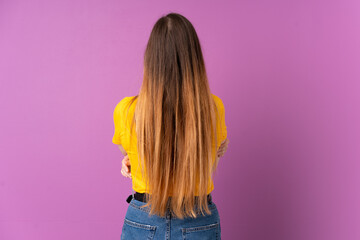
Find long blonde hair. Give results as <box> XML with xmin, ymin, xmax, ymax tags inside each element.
<box><xmin>125</xmin><ymin>12</ymin><xmax>220</xmax><ymax>219</ymax></box>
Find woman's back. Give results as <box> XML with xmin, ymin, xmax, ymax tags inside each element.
<box><xmin>112</xmin><ymin>93</ymin><xmax>227</xmax><ymax>196</ymax></box>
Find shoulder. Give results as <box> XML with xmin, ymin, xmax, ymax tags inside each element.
<box><xmin>115</xmin><ymin>96</ymin><xmax>136</xmax><ymax>108</ymax></box>
<box><xmin>211</xmin><ymin>93</ymin><xmax>225</xmax><ymax>110</ymax></box>
<box><xmin>114</xmin><ymin>96</ymin><xmax>133</xmax><ymax>114</ymax></box>
<box><xmin>113</xmin><ymin>96</ymin><xmax>137</xmax><ymax>118</ymax></box>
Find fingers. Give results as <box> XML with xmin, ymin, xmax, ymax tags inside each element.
<box><xmin>122</xmin><ymin>155</ymin><xmax>131</xmax><ymax>169</ymax></box>
<box><xmin>217</xmin><ymin>138</ymin><xmax>229</xmax><ymax>158</ymax></box>
<box><xmin>122</xmin><ymin>155</ymin><xmax>130</xmax><ymax>167</ymax></box>
<box><xmin>218</xmin><ymin>145</ymin><xmax>225</xmax><ymax>156</ymax></box>
<box><xmin>217</xmin><ymin>149</ymin><xmax>224</xmax><ymax>158</ymax></box>
<box><xmin>121</xmin><ymin>155</ymin><xmax>132</xmax><ymax>179</ymax></box>
<box><xmin>218</xmin><ymin>149</ymin><xmax>225</xmax><ymax>158</ymax></box>
<box><xmin>217</xmin><ymin>142</ymin><xmax>226</xmax><ymax>155</ymax></box>
<box><xmin>121</xmin><ymin>168</ymin><xmax>132</xmax><ymax>178</ymax></box>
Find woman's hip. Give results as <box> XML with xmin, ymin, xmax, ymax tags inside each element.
<box><xmin>121</xmin><ymin>197</ymin><xmax>221</xmax><ymax>239</ymax></box>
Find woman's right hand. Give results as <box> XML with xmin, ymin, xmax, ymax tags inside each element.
<box><xmin>121</xmin><ymin>155</ymin><xmax>132</xmax><ymax>179</ymax></box>
<box><xmin>217</xmin><ymin>138</ymin><xmax>229</xmax><ymax>158</ymax></box>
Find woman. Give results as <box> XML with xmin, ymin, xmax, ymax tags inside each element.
<box><xmin>112</xmin><ymin>12</ymin><xmax>229</xmax><ymax>240</ymax></box>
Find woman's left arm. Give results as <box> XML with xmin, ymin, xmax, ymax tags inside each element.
<box><xmin>117</xmin><ymin>144</ymin><xmax>128</xmax><ymax>156</ymax></box>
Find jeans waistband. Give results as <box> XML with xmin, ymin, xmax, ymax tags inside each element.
<box><xmin>126</xmin><ymin>191</ymin><xmax>212</xmax><ymax>204</ymax></box>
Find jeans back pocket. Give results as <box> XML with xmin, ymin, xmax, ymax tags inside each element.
<box><xmin>182</xmin><ymin>222</ymin><xmax>220</xmax><ymax>240</ymax></box>
<box><xmin>121</xmin><ymin>218</ymin><xmax>157</xmax><ymax>240</ymax></box>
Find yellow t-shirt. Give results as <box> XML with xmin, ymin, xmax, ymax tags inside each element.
<box><xmin>112</xmin><ymin>93</ymin><xmax>227</xmax><ymax>195</ymax></box>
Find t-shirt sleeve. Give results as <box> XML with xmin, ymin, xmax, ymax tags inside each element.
<box><xmin>219</xmin><ymin>99</ymin><xmax>227</xmax><ymax>143</ymax></box>
<box><xmin>112</xmin><ymin>98</ymin><xmax>126</xmax><ymax>145</ymax></box>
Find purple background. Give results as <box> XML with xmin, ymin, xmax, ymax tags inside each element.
<box><xmin>1</xmin><ymin>0</ymin><xmax>360</xmax><ymax>239</ymax></box>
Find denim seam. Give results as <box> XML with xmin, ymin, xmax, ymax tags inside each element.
<box><xmin>182</xmin><ymin>222</ymin><xmax>219</xmax><ymax>233</ymax></box>
<box><xmin>124</xmin><ymin>218</ymin><xmax>157</xmax><ymax>231</ymax></box>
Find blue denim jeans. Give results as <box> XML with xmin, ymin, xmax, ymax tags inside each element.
<box><xmin>121</xmin><ymin>196</ymin><xmax>221</xmax><ymax>240</ymax></box>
